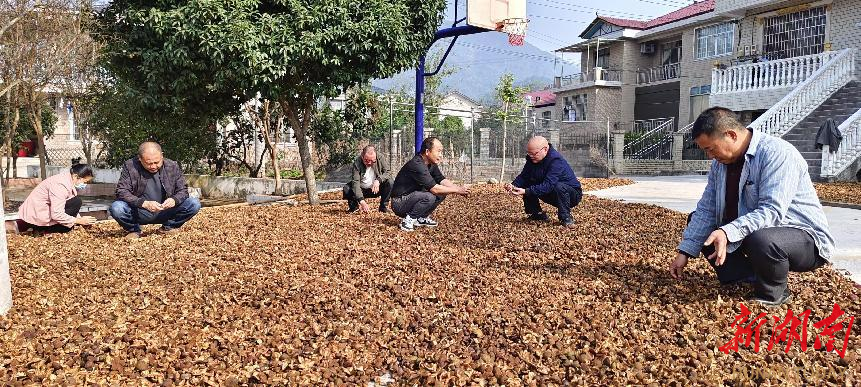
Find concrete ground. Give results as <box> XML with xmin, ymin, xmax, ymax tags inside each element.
<box><xmin>587</xmin><ymin>175</ymin><xmax>861</xmax><ymax>283</ymax></box>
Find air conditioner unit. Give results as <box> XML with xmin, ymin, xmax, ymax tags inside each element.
<box><xmin>640</xmin><ymin>42</ymin><xmax>656</xmax><ymax>54</ymax></box>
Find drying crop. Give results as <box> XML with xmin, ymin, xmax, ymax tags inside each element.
<box><xmin>0</xmin><ymin>182</ymin><xmax>858</xmax><ymax>385</ymax></box>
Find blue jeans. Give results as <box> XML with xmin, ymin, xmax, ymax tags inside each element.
<box><xmin>522</xmin><ymin>182</ymin><xmax>582</xmax><ymax>222</ymax></box>
<box><xmin>110</xmin><ymin>198</ymin><xmax>201</xmax><ymax>233</ymax></box>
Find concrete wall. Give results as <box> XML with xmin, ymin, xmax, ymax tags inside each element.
<box><xmin>45</xmin><ymin>165</ymin><xmax>343</xmax><ymax>199</ymax></box>
<box><xmin>614</xmin><ymin>159</ymin><xmax>712</xmax><ymax>175</ymax></box>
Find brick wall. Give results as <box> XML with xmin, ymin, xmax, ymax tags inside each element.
<box><xmin>830</xmin><ymin>0</ymin><xmax>861</xmax><ymax>75</ymax></box>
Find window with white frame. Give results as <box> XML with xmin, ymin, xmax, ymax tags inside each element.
<box><xmin>595</xmin><ymin>48</ymin><xmax>610</xmax><ymax>69</ymax></box>
<box><xmin>762</xmin><ymin>5</ymin><xmax>827</xmax><ymax>60</ymax></box>
<box><xmin>541</xmin><ymin>110</ymin><xmax>551</xmax><ymax>128</ymax></box>
<box><xmin>695</xmin><ymin>22</ymin><xmax>734</xmax><ymax>59</ymax></box>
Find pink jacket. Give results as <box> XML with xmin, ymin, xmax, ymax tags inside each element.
<box><xmin>18</xmin><ymin>172</ymin><xmax>78</xmax><ymax>228</ymax></box>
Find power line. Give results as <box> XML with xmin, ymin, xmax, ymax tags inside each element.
<box><xmin>530</xmin><ymin>0</ymin><xmax>658</xmax><ymax>19</ymax></box>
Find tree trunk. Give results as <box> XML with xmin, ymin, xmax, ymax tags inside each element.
<box><xmin>499</xmin><ymin>102</ymin><xmax>509</xmax><ymax>182</ymax></box>
<box><xmin>0</xmin><ymin>175</ymin><xmax>10</xmax><ymax>315</ymax></box>
<box><xmin>280</xmin><ymin>98</ymin><xmax>317</xmax><ymax>205</ymax></box>
<box><xmin>28</xmin><ymin>102</ymin><xmax>47</xmax><ymax>179</ymax></box>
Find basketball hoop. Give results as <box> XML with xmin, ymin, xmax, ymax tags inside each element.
<box><xmin>499</xmin><ymin>18</ymin><xmax>528</xmax><ymax>46</ymax></box>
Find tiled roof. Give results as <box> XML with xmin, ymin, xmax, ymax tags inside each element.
<box><xmin>524</xmin><ymin>90</ymin><xmax>556</xmax><ymax>107</ymax></box>
<box><xmin>597</xmin><ymin>0</ymin><xmax>715</xmax><ymax>31</ymax></box>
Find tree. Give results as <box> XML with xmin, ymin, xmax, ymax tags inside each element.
<box><xmin>99</xmin><ymin>0</ymin><xmax>447</xmax><ymax>204</ymax></box>
<box><xmin>6</xmin><ymin>0</ymin><xmax>95</xmax><ymax>178</ymax></box>
<box><xmin>88</xmin><ymin>85</ymin><xmax>218</xmax><ymax>169</ymax></box>
<box><xmin>311</xmin><ymin>85</ymin><xmax>382</xmax><ymax>172</ymax></box>
<box><xmin>494</xmin><ymin>73</ymin><xmax>527</xmax><ymax>181</ymax></box>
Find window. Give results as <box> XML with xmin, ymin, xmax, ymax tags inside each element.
<box><xmin>562</xmin><ymin>95</ymin><xmax>587</xmax><ymax>122</ymax></box>
<box><xmin>689</xmin><ymin>85</ymin><xmax>711</xmax><ymax>123</ymax></box>
<box><xmin>595</xmin><ymin>48</ymin><xmax>610</xmax><ymax>69</ymax></box>
<box><xmin>541</xmin><ymin>111</ymin><xmax>551</xmax><ymax>128</ymax></box>
<box><xmin>575</xmin><ymin>94</ymin><xmax>588</xmax><ymax>121</ymax></box>
<box><xmin>762</xmin><ymin>5</ymin><xmax>827</xmax><ymax>60</ymax></box>
<box><xmin>696</xmin><ymin>22</ymin><xmax>734</xmax><ymax>59</ymax></box>
<box><xmin>662</xmin><ymin>40</ymin><xmax>682</xmax><ymax>65</ymax></box>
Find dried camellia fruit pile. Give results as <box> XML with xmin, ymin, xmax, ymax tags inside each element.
<box><xmin>815</xmin><ymin>182</ymin><xmax>861</xmax><ymax>205</ymax></box>
<box><xmin>1</xmin><ymin>181</ymin><xmax>859</xmax><ymax>385</ymax></box>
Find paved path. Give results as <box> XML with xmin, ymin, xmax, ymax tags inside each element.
<box><xmin>587</xmin><ymin>175</ymin><xmax>861</xmax><ymax>283</ymax></box>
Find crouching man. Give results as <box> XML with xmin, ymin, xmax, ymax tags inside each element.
<box><xmin>669</xmin><ymin>107</ymin><xmax>835</xmax><ymax>307</ymax></box>
<box><xmin>343</xmin><ymin>145</ymin><xmax>392</xmax><ymax>213</ymax></box>
<box><xmin>390</xmin><ymin>136</ymin><xmax>469</xmax><ymax>231</ymax></box>
<box><xmin>110</xmin><ymin>142</ymin><xmax>201</xmax><ymax>238</ymax></box>
<box><xmin>505</xmin><ymin>136</ymin><xmax>582</xmax><ymax>228</ymax></box>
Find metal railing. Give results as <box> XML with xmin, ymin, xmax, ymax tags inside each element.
<box><xmin>637</xmin><ymin>63</ymin><xmax>681</xmax><ymax>84</ymax></box>
<box><xmin>623</xmin><ymin>117</ymin><xmax>676</xmax><ymax>160</ymax></box>
<box><xmin>555</xmin><ymin>67</ymin><xmax>622</xmax><ymax>89</ymax></box>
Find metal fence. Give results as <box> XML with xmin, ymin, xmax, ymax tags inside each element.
<box><xmin>375</xmin><ymin>101</ymin><xmax>612</xmax><ymax>183</ymax></box>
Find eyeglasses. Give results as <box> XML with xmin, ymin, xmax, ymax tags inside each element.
<box><xmin>526</xmin><ymin>146</ymin><xmax>547</xmax><ymax>157</ymax></box>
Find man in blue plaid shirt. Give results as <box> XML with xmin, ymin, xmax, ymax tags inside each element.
<box><xmin>669</xmin><ymin>107</ymin><xmax>835</xmax><ymax>307</ymax></box>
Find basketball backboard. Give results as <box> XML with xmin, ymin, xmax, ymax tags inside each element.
<box><xmin>467</xmin><ymin>0</ymin><xmax>526</xmax><ymax>31</ymax></box>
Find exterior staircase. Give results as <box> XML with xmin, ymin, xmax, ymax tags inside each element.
<box><xmin>781</xmin><ymin>81</ymin><xmax>861</xmax><ymax>179</ymax></box>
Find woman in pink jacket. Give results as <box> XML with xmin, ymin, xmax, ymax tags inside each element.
<box><xmin>17</xmin><ymin>164</ymin><xmax>97</xmax><ymax>233</ymax></box>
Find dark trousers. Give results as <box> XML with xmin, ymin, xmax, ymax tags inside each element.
<box><xmin>391</xmin><ymin>191</ymin><xmax>445</xmax><ymax>219</ymax></box>
<box><xmin>687</xmin><ymin>212</ymin><xmax>826</xmax><ymax>302</ymax></box>
<box><xmin>110</xmin><ymin>198</ymin><xmax>201</xmax><ymax>233</ymax></box>
<box><xmin>19</xmin><ymin>196</ymin><xmax>83</xmax><ymax>233</ymax></box>
<box><xmin>523</xmin><ymin>182</ymin><xmax>582</xmax><ymax>222</ymax></box>
<box><xmin>343</xmin><ymin>180</ymin><xmax>392</xmax><ymax>210</ymax></box>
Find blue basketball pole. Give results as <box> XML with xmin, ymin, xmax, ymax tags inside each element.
<box><xmin>414</xmin><ymin>24</ymin><xmax>489</xmax><ymax>153</ymax></box>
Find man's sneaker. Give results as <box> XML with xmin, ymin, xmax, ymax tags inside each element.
<box><xmin>416</xmin><ymin>217</ymin><xmax>438</xmax><ymax>227</ymax></box>
<box><xmin>124</xmin><ymin>232</ymin><xmax>141</xmax><ymax>239</ymax></box>
<box><xmin>562</xmin><ymin>218</ymin><xmax>576</xmax><ymax>228</ymax></box>
<box><xmin>527</xmin><ymin>212</ymin><xmax>549</xmax><ymax>222</ymax></box>
<box><xmin>749</xmin><ymin>289</ymin><xmax>793</xmax><ymax>308</ymax></box>
<box><xmin>400</xmin><ymin>216</ymin><xmax>416</xmax><ymax>232</ymax></box>
<box><xmin>346</xmin><ymin>206</ymin><xmax>359</xmax><ymax>214</ymax></box>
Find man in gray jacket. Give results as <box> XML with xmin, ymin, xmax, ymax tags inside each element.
<box><xmin>343</xmin><ymin>145</ymin><xmax>392</xmax><ymax>213</ymax></box>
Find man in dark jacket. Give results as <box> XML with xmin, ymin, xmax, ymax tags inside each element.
<box><xmin>109</xmin><ymin>142</ymin><xmax>201</xmax><ymax>238</ymax></box>
<box><xmin>343</xmin><ymin>145</ymin><xmax>392</xmax><ymax>213</ymax></box>
<box><xmin>505</xmin><ymin>136</ymin><xmax>582</xmax><ymax>228</ymax></box>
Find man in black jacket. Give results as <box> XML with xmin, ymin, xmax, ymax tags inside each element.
<box><xmin>343</xmin><ymin>145</ymin><xmax>392</xmax><ymax>213</ymax></box>
<box><xmin>109</xmin><ymin>142</ymin><xmax>201</xmax><ymax>238</ymax></box>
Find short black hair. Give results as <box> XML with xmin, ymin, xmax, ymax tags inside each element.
<box><xmin>70</xmin><ymin>164</ymin><xmax>94</xmax><ymax>179</ymax></box>
<box><xmin>420</xmin><ymin>136</ymin><xmax>440</xmax><ymax>154</ymax></box>
<box><xmin>691</xmin><ymin>107</ymin><xmax>744</xmax><ymax>138</ymax></box>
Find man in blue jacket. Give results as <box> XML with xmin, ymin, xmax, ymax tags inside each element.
<box><xmin>504</xmin><ymin>136</ymin><xmax>582</xmax><ymax>228</ymax></box>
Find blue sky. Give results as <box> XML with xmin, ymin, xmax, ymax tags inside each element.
<box><xmin>445</xmin><ymin>0</ymin><xmax>688</xmax><ymax>54</ymax></box>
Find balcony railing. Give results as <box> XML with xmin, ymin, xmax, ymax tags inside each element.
<box><xmin>637</xmin><ymin>63</ymin><xmax>680</xmax><ymax>85</ymax></box>
<box><xmin>555</xmin><ymin>67</ymin><xmax>622</xmax><ymax>89</ymax></box>
<box><xmin>711</xmin><ymin>51</ymin><xmax>839</xmax><ymax>94</ymax></box>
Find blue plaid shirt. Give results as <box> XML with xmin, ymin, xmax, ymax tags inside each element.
<box><xmin>678</xmin><ymin>129</ymin><xmax>835</xmax><ymax>260</ymax></box>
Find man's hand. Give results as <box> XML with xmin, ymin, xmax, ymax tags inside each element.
<box><xmin>75</xmin><ymin>216</ymin><xmax>97</xmax><ymax>226</ymax></box>
<box><xmin>458</xmin><ymin>185</ymin><xmax>471</xmax><ymax>196</ymax></box>
<box><xmin>510</xmin><ymin>187</ymin><xmax>526</xmax><ymax>196</ymax></box>
<box><xmin>503</xmin><ymin>183</ymin><xmax>513</xmax><ymax>193</ymax></box>
<box><xmin>371</xmin><ymin>180</ymin><xmax>380</xmax><ymax>195</ymax></box>
<box><xmin>161</xmin><ymin>198</ymin><xmax>176</xmax><ymax>210</ymax></box>
<box><xmin>358</xmin><ymin>200</ymin><xmax>371</xmax><ymax>213</ymax></box>
<box><xmin>704</xmin><ymin>229</ymin><xmax>729</xmax><ymax>266</ymax></box>
<box><xmin>142</xmin><ymin>200</ymin><xmax>164</xmax><ymax>213</ymax></box>
<box><xmin>669</xmin><ymin>253</ymin><xmax>689</xmax><ymax>279</ymax></box>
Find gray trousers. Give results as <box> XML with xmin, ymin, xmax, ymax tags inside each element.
<box><xmin>688</xmin><ymin>213</ymin><xmax>826</xmax><ymax>302</ymax></box>
<box><xmin>391</xmin><ymin>191</ymin><xmax>445</xmax><ymax>218</ymax></box>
